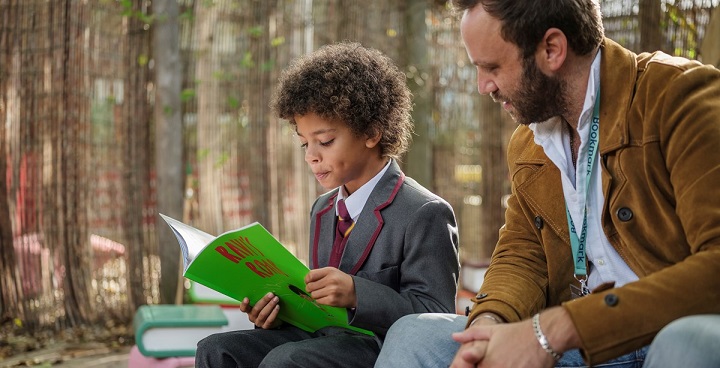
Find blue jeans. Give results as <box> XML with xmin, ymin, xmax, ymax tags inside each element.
<box><xmin>642</xmin><ymin>314</ymin><xmax>720</xmax><ymax>368</ymax></box>
<box><xmin>374</xmin><ymin>313</ymin><xmax>647</xmax><ymax>368</ymax></box>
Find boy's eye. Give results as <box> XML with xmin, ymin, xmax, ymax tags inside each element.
<box><xmin>320</xmin><ymin>139</ymin><xmax>334</xmax><ymax>147</ymax></box>
<box><xmin>300</xmin><ymin>142</ymin><xmax>308</xmax><ymax>149</ymax></box>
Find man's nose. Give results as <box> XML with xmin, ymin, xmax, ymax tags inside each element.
<box><xmin>477</xmin><ymin>75</ymin><xmax>497</xmax><ymax>95</ymax></box>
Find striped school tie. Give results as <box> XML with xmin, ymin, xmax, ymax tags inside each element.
<box><xmin>336</xmin><ymin>199</ymin><xmax>355</xmax><ymax>237</ymax></box>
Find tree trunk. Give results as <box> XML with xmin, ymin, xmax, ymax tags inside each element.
<box><xmin>0</xmin><ymin>0</ymin><xmax>24</xmax><ymax>323</ymax></box>
<box><xmin>701</xmin><ymin>6</ymin><xmax>720</xmax><ymax>67</ymax></box>
<box><xmin>639</xmin><ymin>0</ymin><xmax>663</xmax><ymax>52</ymax></box>
<box><xmin>476</xmin><ymin>95</ymin><xmax>505</xmax><ymax>264</ymax></box>
<box><xmin>246</xmin><ymin>1</ymin><xmax>276</xmax><ymax>229</ymax></box>
<box><xmin>58</xmin><ymin>0</ymin><xmax>95</xmax><ymax>326</ymax></box>
<box><xmin>401</xmin><ymin>0</ymin><xmax>433</xmax><ymax>188</ymax></box>
<box><xmin>194</xmin><ymin>0</ymin><xmax>225</xmax><ymax>235</ymax></box>
<box><xmin>152</xmin><ymin>0</ymin><xmax>184</xmax><ymax>306</ymax></box>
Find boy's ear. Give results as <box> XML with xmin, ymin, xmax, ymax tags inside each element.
<box><xmin>365</xmin><ymin>130</ymin><xmax>382</xmax><ymax>148</ymax></box>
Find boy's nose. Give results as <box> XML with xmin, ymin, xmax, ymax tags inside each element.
<box><xmin>305</xmin><ymin>146</ymin><xmax>320</xmax><ymax>163</ymax></box>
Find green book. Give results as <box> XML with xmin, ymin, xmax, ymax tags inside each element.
<box><xmin>159</xmin><ymin>214</ymin><xmax>374</xmax><ymax>336</ymax></box>
<box><xmin>133</xmin><ymin>304</ymin><xmax>229</xmax><ymax>357</ymax></box>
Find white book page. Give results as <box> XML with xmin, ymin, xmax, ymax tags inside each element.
<box><xmin>159</xmin><ymin>214</ymin><xmax>215</xmax><ymax>270</ymax></box>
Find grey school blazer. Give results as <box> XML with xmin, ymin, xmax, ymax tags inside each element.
<box><xmin>309</xmin><ymin>160</ymin><xmax>460</xmax><ymax>337</ymax></box>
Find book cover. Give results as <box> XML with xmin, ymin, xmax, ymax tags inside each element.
<box><xmin>134</xmin><ymin>304</ymin><xmax>228</xmax><ymax>358</ymax></box>
<box><xmin>159</xmin><ymin>214</ymin><xmax>373</xmax><ymax>336</ymax></box>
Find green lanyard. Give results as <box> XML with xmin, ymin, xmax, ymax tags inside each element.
<box><xmin>565</xmin><ymin>89</ymin><xmax>600</xmax><ymax>291</ymax></box>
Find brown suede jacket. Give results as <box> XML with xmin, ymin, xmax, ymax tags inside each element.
<box><xmin>467</xmin><ymin>38</ymin><xmax>720</xmax><ymax>365</ymax></box>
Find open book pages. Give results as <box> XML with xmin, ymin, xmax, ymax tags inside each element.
<box><xmin>157</xmin><ymin>213</ymin><xmax>374</xmax><ymax>336</ymax></box>
<box><xmin>159</xmin><ymin>214</ymin><xmax>215</xmax><ymax>271</ymax></box>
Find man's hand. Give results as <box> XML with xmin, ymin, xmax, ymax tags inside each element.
<box><xmin>239</xmin><ymin>292</ymin><xmax>282</xmax><ymax>329</ymax></box>
<box><xmin>451</xmin><ymin>318</ymin><xmax>553</xmax><ymax>367</ymax></box>
<box><xmin>449</xmin><ymin>314</ymin><xmax>499</xmax><ymax>368</ymax></box>
<box><xmin>305</xmin><ymin>267</ymin><xmax>357</xmax><ymax>308</ymax></box>
<box><xmin>450</xmin><ymin>307</ymin><xmax>580</xmax><ymax>367</ymax></box>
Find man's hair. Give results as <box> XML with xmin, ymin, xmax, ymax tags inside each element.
<box><xmin>271</xmin><ymin>42</ymin><xmax>413</xmax><ymax>160</ymax></box>
<box><xmin>452</xmin><ymin>0</ymin><xmax>604</xmax><ymax>59</ymax></box>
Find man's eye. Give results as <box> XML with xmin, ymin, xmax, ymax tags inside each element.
<box><xmin>479</xmin><ymin>65</ymin><xmax>497</xmax><ymax>74</ymax></box>
<box><xmin>320</xmin><ymin>139</ymin><xmax>334</xmax><ymax>146</ymax></box>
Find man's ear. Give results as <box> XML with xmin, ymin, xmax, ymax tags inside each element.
<box><xmin>365</xmin><ymin>130</ymin><xmax>382</xmax><ymax>148</ymax></box>
<box><xmin>535</xmin><ymin>28</ymin><xmax>567</xmax><ymax>73</ymax></box>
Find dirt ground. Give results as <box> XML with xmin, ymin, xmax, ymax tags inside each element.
<box><xmin>0</xmin><ymin>322</ymin><xmax>133</xmax><ymax>368</ymax></box>
<box><xmin>0</xmin><ymin>344</ymin><xmax>131</xmax><ymax>368</ymax></box>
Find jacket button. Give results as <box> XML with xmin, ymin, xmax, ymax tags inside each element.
<box><xmin>604</xmin><ymin>293</ymin><xmax>619</xmax><ymax>306</ymax></box>
<box><xmin>534</xmin><ymin>216</ymin><xmax>544</xmax><ymax>230</ymax></box>
<box><xmin>616</xmin><ymin>207</ymin><xmax>633</xmax><ymax>222</ymax></box>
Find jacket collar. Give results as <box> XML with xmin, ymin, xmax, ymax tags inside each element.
<box><xmin>597</xmin><ymin>38</ymin><xmax>638</xmax><ymax>154</ymax></box>
<box><xmin>312</xmin><ymin>160</ymin><xmax>405</xmax><ymax>274</ymax></box>
<box><xmin>515</xmin><ymin>38</ymin><xmax>638</xmax><ymax>166</ymax></box>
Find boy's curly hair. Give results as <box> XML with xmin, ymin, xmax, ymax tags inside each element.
<box><xmin>271</xmin><ymin>42</ymin><xmax>414</xmax><ymax>160</ymax></box>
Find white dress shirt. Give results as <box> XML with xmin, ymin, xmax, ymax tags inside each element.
<box><xmin>336</xmin><ymin>159</ymin><xmax>392</xmax><ymax>223</ymax></box>
<box><xmin>529</xmin><ymin>51</ymin><xmax>638</xmax><ymax>289</ymax></box>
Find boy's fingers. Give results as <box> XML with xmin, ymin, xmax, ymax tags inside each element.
<box><xmin>239</xmin><ymin>297</ymin><xmax>251</xmax><ymax>313</ymax></box>
<box><xmin>305</xmin><ymin>267</ymin><xmax>330</xmax><ymax>283</ymax></box>
<box><xmin>256</xmin><ymin>295</ymin><xmax>279</xmax><ymax>328</ymax></box>
<box><xmin>264</xmin><ymin>304</ymin><xmax>280</xmax><ymax>328</ymax></box>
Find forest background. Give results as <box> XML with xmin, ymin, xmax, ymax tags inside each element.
<box><xmin>1</xmin><ymin>0</ymin><xmax>719</xmax><ymax>362</ymax></box>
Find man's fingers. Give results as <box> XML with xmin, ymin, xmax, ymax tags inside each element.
<box><xmin>452</xmin><ymin>327</ymin><xmax>491</xmax><ymax>343</ymax></box>
<box><xmin>450</xmin><ymin>341</ymin><xmax>486</xmax><ymax>368</ymax></box>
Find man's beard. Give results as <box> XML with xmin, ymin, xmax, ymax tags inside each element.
<box><xmin>494</xmin><ymin>57</ymin><xmax>569</xmax><ymax>125</ymax></box>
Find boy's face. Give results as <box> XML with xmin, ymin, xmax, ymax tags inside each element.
<box><xmin>295</xmin><ymin>112</ymin><xmax>383</xmax><ymax>195</ymax></box>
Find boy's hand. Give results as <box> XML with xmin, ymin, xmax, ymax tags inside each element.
<box><xmin>305</xmin><ymin>267</ymin><xmax>357</xmax><ymax>308</ymax></box>
<box><xmin>240</xmin><ymin>292</ymin><xmax>282</xmax><ymax>329</ymax></box>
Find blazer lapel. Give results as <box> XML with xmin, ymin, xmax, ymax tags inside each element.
<box><xmin>339</xmin><ymin>161</ymin><xmax>405</xmax><ymax>275</ymax></box>
<box><xmin>312</xmin><ymin>191</ymin><xmax>338</xmax><ymax>269</ymax></box>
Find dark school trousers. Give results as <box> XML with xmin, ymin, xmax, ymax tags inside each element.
<box><xmin>195</xmin><ymin>325</ymin><xmax>381</xmax><ymax>368</ymax></box>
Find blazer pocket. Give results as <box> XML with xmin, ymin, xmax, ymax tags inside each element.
<box><xmin>356</xmin><ymin>266</ymin><xmax>400</xmax><ymax>291</ymax></box>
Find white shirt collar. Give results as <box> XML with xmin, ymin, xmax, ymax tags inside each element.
<box><xmin>528</xmin><ymin>50</ymin><xmax>602</xmax><ymax>183</ymax></box>
<box><xmin>529</xmin><ymin>49</ymin><xmax>602</xmax><ymax>137</ymax></box>
<box><xmin>336</xmin><ymin>159</ymin><xmax>392</xmax><ymax>221</ymax></box>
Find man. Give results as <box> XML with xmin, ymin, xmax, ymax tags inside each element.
<box><xmin>374</xmin><ymin>0</ymin><xmax>720</xmax><ymax>367</ymax></box>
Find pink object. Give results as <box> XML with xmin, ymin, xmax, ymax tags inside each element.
<box><xmin>128</xmin><ymin>345</ymin><xmax>195</xmax><ymax>368</ymax></box>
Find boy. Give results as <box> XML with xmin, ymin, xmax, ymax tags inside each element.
<box><xmin>195</xmin><ymin>42</ymin><xmax>460</xmax><ymax>368</ymax></box>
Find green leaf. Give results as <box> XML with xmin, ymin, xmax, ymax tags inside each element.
<box><xmin>271</xmin><ymin>36</ymin><xmax>285</xmax><ymax>47</ymax></box>
<box><xmin>261</xmin><ymin>59</ymin><xmax>275</xmax><ymax>71</ymax></box>
<box><xmin>180</xmin><ymin>9</ymin><xmax>195</xmax><ymax>22</ymax></box>
<box><xmin>137</xmin><ymin>54</ymin><xmax>149</xmax><ymax>66</ymax></box>
<box><xmin>241</xmin><ymin>52</ymin><xmax>255</xmax><ymax>68</ymax></box>
<box><xmin>247</xmin><ymin>26</ymin><xmax>263</xmax><ymax>37</ymax></box>
<box><xmin>181</xmin><ymin>88</ymin><xmax>196</xmax><ymax>102</ymax></box>
<box><xmin>227</xmin><ymin>97</ymin><xmax>240</xmax><ymax>109</ymax></box>
<box><xmin>213</xmin><ymin>70</ymin><xmax>228</xmax><ymax>80</ymax></box>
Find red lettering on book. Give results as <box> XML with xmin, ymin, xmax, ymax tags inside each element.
<box><xmin>246</xmin><ymin>261</ymin><xmax>270</xmax><ymax>277</ymax></box>
<box><xmin>258</xmin><ymin>258</ymin><xmax>289</xmax><ymax>277</ymax></box>
<box><xmin>215</xmin><ymin>246</ymin><xmax>241</xmax><ymax>263</ymax></box>
<box><xmin>241</xmin><ymin>236</ymin><xmax>265</xmax><ymax>257</ymax></box>
<box><xmin>226</xmin><ymin>239</ymin><xmax>251</xmax><ymax>260</ymax></box>
<box><xmin>245</xmin><ymin>258</ymin><xmax>289</xmax><ymax>278</ymax></box>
